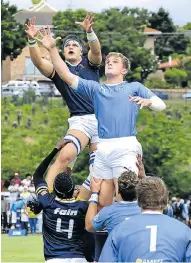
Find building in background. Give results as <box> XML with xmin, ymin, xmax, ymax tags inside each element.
<box><xmin>2</xmin><ymin>0</ymin><xmax>57</xmax><ymax>83</ymax></box>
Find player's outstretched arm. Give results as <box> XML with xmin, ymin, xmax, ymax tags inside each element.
<box><xmin>33</xmin><ymin>26</ymin><xmax>77</xmax><ymax>87</ymax></box>
<box><xmin>33</xmin><ymin>138</ymin><xmax>66</xmax><ymax>189</ymax></box>
<box><xmin>75</xmin><ymin>12</ymin><xmax>102</xmax><ymax>65</ymax></box>
<box><xmin>25</xmin><ymin>17</ymin><xmax>53</xmax><ymax>77</ymax></box>
<box><xmin>85</xmin><ymin>177</ymin><xmax>103</xmax><ymax>232</ymax></box>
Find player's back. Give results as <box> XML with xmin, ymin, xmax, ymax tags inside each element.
<box><xmin>93</xmin><ymin>201</ymin><xmax>141</xmax><ymax>233</ymax></box>
<box><xmin>106</xmin><ymin>212</ymin><xmax>191</xmax><ymax>262</ymax></box>
<box><xmin>42</xmin><ymin>196</ymin><xmax>88</xmax><ymax>260</ymax></box>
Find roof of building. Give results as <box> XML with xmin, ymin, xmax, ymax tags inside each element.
<box><xmin>29</xmin><ymin>0</ymin><xmax>57</xmax><ymax>12</ymax></box>
<box><xmin>144</xmin><ymin>27</ymin><xmax>162</xmax><ymax>35</ymax></box>
<box><xmin>159</xmin><ymin>59</ymin><xmax>180</xmax><ymax>69</ymax></box>
<box><xmin>14</xmin><ymin>11</ymin><xmax>55</xmax><ymax>26</ymax></box>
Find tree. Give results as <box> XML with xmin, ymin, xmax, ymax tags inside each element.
<box><xmin>53</xmin><ymin>8</ymin><xmax>158</xmax><ymax>81</ymax></box>
<box><xmin>144</xmin><ymin>76</ymin><xmax>169</xmax><ymax>89</ymax></box>
<box><xmin>183</xmin><ymin>22</ymin><xmax>191</xmax><ymax>30</ymax></box>
<box><xmin>31</xmin><ymin>0</ymin><xmax>42</xmax><ymax>4</ymax></box>
<box><xmin>1</xmin><ymin>0</ymin><xmax>27</xmax><ymax>61</ymax></box>
<box><xmin>164</xmin><ymin>68</ymin><xmax>188</xmax><ymax>87</ymax></box>
<box><xmin>182</xmin><ymin>58</ymin><xmax>191</xmax><ymax>84</ymax></box>
<box><xmin>149</xmin><ymin>8</ymin><xmax>190</xmax><ymax>59</ymax></box>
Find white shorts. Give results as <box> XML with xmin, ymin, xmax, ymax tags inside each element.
<box><xmin>68</xmin><ymin>114</ymin><xmax>98</xmax><ymax>144</ymax></box>
<box><xmin>94</xmin><ymin>137</ymin><xmax>142</xmax><ymax>180</ymax></box>
<box><xmin>46</xmin><ymin>258</ymin><xmax>87</xmax><ymax>263</ymax></box>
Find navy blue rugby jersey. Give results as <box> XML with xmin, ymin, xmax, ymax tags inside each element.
<box><xmin>49</xmin><ymin>56</ymin><xmax>100</xmax><ymax>117</ymax></box>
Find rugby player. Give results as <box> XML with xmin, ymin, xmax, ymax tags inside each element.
<box><xmin>25</xmin><ymin>13</ymin><xmax>102</xmax><ymax>200</ymax></box>
<box><xmin>85</xmin><ymin>170</ymin><xmax>141</xmax><ymax>234</ymax></box>
<box><xmin>33</xmin><ymin>138</ymin><xmax>91</xmax><ymax>262</ymax></box>
<box><xmin>99</xmin><ymin>177</ymin><xmax>191</xmax><ymax>262</ymax></box>
<box><xmin>33</xmin><ymin>27</ymin><xmax>166</xmax><ymax>207</ymax></box>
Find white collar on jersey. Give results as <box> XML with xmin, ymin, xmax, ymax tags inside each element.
<box><xmin>119</xmin><ymin>200</ymin><xmax>138</xmax><ymax>204</ymax></box>
<box><xmin>106</xmin><ymin>81</ymin><xmax>125</xmax><ymax>86</ymax></box>
<box><xmin>55</xmin><ymin>196</ymin><xmax>76</xmax><ymax>203</ymax></box>
<box><xmin>65</xmin><ymin>58</ymin><xmax>82</xmax><ymax>67</ymax></box>
<box><xmin>142</xmin><ymin>211</ymin><xmax>162</xmax><ymax>215</ymax></box>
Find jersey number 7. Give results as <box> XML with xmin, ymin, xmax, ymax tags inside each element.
<box><xmin>146</xmin><ymin>225</ymin><xmax>157</xmax><ymax>252</ymax></box>
<box><xmin>56</xmin><ymin>218</ymin><xmax>74</xmax><ymax>239</ymax></box>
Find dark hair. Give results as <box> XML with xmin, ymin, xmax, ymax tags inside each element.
<box><xmin>118</xmin><ymin>171</ymin><xmax>138</xmax><ymax>201</ymax></box>
<box><xmin>53</xmin><ymin>172</ymin><xmax>75</xmax><ymax>199</ymax></box>
<box><xmin>136</xmin><ymin>177</ymin><xmax>168</xmax><ymax>210</ymax></box>
<box><xmin>25</xmin><ymin>173</ymin><xmax>31</xmax><ymax>178</ymax></box>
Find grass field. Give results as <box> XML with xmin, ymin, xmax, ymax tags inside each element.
<box><xmin>1</xmin><ymin>234</ymin><xmax>44</xmax><ymax>262</ymax></box>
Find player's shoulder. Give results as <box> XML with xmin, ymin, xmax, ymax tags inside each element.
<box><xmin>99</xmin><ymin>203</ymin><xmax>116</xmax><ymax>216</ymax></box>
<box><xmin>164</xmin><ymin>214</ymin><xmax>190</xmax><ymax>229</ymax></box>
<box><xmin>81</xmin><ymin>56</ymin><xmax>100</xmax><ymax>70</ymax></box>
<box><xmin>127</xmin><ymin>81</ymin><xmax>144</xmax><ymax>88</ymax></box>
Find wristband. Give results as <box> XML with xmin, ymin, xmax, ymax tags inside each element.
<box><xmin>28</xmin><ymin>39</ymin><xmax>38</xmax><ymax>47</ymax></box>
<box><xmin>89</xmin><ymin>192</ymin><xmax>99</xmax><ymax>204</ymax></box>
<box><xmin>87</xmin><ymin>31</ymin><xmax>98</xmax><ymax>43</ymax></box>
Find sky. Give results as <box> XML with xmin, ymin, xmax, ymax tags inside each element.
<box><xmin>8</xmin><ymin>0</ymin><xmax>191</xmax><ymax>26</ymax></box>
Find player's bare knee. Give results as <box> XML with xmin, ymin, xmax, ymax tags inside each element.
<box><xmin>56</xmin><ymin>151</ymin><xmax>74</xmax><ymax>168</ymax></box>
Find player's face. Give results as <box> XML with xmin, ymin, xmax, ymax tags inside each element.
<box><xmin>63</xmin><ymin>41</ymin><xmax>82</xmax><ymax>63</ymax></box>
<box><xmin>105</xmin><ymin>56</ymin><xmax>127</xmax><ymax>78</ymax></box>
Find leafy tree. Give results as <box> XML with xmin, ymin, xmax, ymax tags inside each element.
<box><xmin>1</xmin><ymin>0</ymin><xmax>27</xmax><ymax>61</ymax></box>
<box><xmin>164</xmin><ymin>68</ymin><xmax>188</xmax><ymax>87</ymax></box>
<box><xmin>183</xmin><ymin>22</ymin><xmax>191</xmax><ymax>30</ymax></box>
<box><xmin>144</xmin><ymin>76</ymin><xmax>169</xmax><ymax>89</ymax></box>
<box><xmin>31</xmin><ymin>0</ymin><xmax>41</xmax><ymax>4</ymax></box>
<box><xmin>149</xmin><ymin>8</ymin><xmax>190</xmax><ymax>59</ymax></box>
<box><xmin>53</xmin><ymin>8</ymin><xmax>158</xmax><ymax>81</ymax></box>
<box><xmin>182</xmin><ymin>58</ymin><xmax>191</xmax><ymax>84</ymax></box>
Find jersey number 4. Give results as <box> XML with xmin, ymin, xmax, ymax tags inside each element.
<box><xmin>56</xmin><ymin>218</ymin><xmax>74</xmax><ymax>239</ymax></box>
<box><xmin>146</xmin><ymin>225</ymin><xmax>157</xmax><ymax>252</ymax></box>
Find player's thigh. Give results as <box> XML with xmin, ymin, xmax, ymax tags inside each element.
<box><xmin>98</xmin><ymin>179</ymin><xmax>115</xmax><ymax>207</ymax></box>
<box><xmin>93</xmin><ymin>151</ymin><xmax>111</xmax><ymax>180</ymax></box>
<box><xmin>66</xmin><ymin>129</ymin><xmax>90</xmax><ymax>151</ymax></box>
<box><xmin>56</xmin><ymin>129</ymin><xmax>90</xmax><ymax>164</ymax></box>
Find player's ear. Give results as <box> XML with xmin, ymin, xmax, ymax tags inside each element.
<box><xmin>121</xmin><ymin>67</ymin><xmax>128</xmax><ymax>76</ymax></box>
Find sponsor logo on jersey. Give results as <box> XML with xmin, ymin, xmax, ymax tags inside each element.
<box><xmin>136</xmin><ymin>259</ymin><xmax>163</xmax><ymax>263</ymax></box>
<box><xmin>54</xmin><ymin>208</ymin><xmax>78</xmax><ymax>216</ymax></box>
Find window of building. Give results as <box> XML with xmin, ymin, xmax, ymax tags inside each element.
<box><xmin>25</xmin><ymin>57</ymin><xmax>42</xmax><ymax>75</ymax></box>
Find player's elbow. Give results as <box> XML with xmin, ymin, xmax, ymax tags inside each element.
<box><xmin>85</xmin><ymin>221</ymin><xmax>95</xmax><ymax>232</ymax></box>
<box><xmin>149</xmin><ymin>96</ymin><xmax>166</xmax><ymax>112</ymax></box>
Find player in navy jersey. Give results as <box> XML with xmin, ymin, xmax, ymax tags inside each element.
<box><xmin>99</xmin><ymin>177</ymin><xmax>191</xmax><ymax>262</ymax></box>
<box><xmin>34</xmin><ymin>28</ymin><xmax>166</xmax><ymax>208</ymax></box>
<box><xmin>25</xmin><ymin>13</ymin><xmax>102</xmax><ymax>201</ymax></box>
<box><xmin>33</xmin><ymin>139</ymin><xmax>91</xmax><ymax>262</ymax></box>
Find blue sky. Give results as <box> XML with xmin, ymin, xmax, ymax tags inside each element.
<box><xmin>8</xmin><ymin>0</ymin><xmax>191</xmax><ymax>26</ymax></box>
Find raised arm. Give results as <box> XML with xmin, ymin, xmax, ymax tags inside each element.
<box><xmin>25</xmin><ymin>17</ymin><xmax>53</xmax><ymax>77</ymax></box>
<box><xmin>33</xmin><ymin>138</ymin><xmax>66</xmax><ymax>189</ymax></box>
<box><xmin>75</xmin><ymin>13</ymin><xmax>102</xmax><ymax>65</ymax></box>
<box><xmin>85</xmin><ymin>178</ymin><xmax>103</xmax><ymax>232</ymax></box>
<box><xmin>33</xmin><ymin>26</ymin><xmax>77</xmax><ymax>87</ymax></box>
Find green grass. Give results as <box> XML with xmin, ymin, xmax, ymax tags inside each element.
<box><xmin>1</xmin><ymin>234</ymin><xmax>44</xmax><ymax>262</ymax></box>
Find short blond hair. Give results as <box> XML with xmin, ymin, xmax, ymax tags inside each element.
<box><xmin>136</xmin><ymin>177</ymin><xmax>168</xmax><ymax>210</ymax></box>
<box><xmin>106</xmin><ymin>52</ymin><xmax>131</xmax><ymax>71</ymax></box>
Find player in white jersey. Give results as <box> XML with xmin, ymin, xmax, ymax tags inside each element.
<box><xmin>33</xmin><ymin>28</ymin><xmax>166</xmax><ymax>207</ymax></box>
